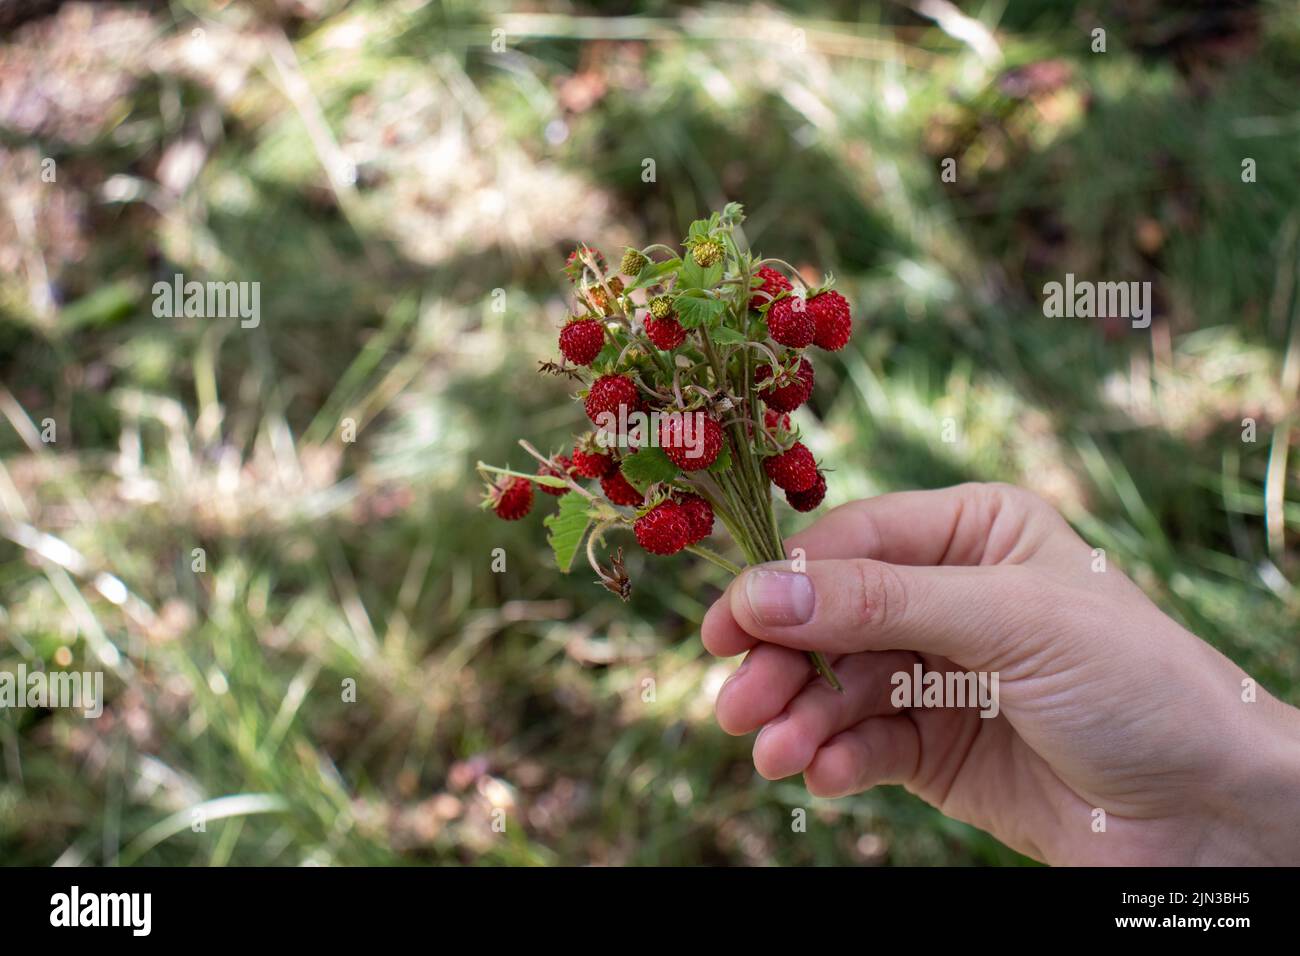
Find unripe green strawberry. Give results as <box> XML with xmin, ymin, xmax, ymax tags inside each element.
<box><xmin>649</xmin><ymin>295</ymin><xmax>673</xmax><ymax>320</ymax></box>
<box><xmin>691</xmin><ymin>237</ymin><xmax>724</xmax><ymax>268</ymax></box>
<box><xmin>620</xmin><ymin>248</ymin><xmax>649</xmax><ymax>277</ymax></box>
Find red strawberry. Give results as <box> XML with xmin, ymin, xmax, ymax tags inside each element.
<box><xmin>537</xmin><ymin>455</ymin><xmax>573</xmax><ymax>495</ymax></box>
<box><xmin>571</xmin><ymin>438</ymin><xmax>615</xmax><ymax>479</ymax></box>
<box><xmin>488</xmin><ymin>476</ymin><xmax>533</xmax><ymax>520</ymax></box>
<box><xmin>634</xmin><ymin>501</ymin><xmax>691</xmax><ymax>555</ymax></box>
<box><xmin>763</xmin><ymin>442</ymin><xmax>818</xmax><ymax>493</ymax></box>
<box><xmin>808</xmin><ymin>291</ymin><xmax>852</xmax><ymax>351</ymax></box>
<box><xmin>559</xmin><ymin>318</ymin><xmax>605</xmax><ymax>366</ymax></box>
<box><xmin>585</xmin><ymin>374</ymin><xmax>642</xmax><ymax>426</ymax></box>
<box><xmin>756</xmin><ymin>358</ymin><xmax>814</xmax><ymax>413</ymax></box>
<box><xmin>766</xmin><ymin>296</ymin><xmax>815</xmax><ymax>349</ymax></box>
<box><xmin>785</xmin><ymin>471</ymin><xmax>827</xmax><ymax>512</ymax></box>
<box><xmin>677</xmin><ymin>493</ymin><xmax>714</xmax><ymax>543</ymax></box>
<box><xmin>658</xmin><ymin>411</ymin><xmax>723</xmax><ymax>470</ymax></box>
<box><xmin>600</xmin><ymin>470</ymin><xmax>643</xmax><ymax>507</ymax></box>
<box><xmin>644</xmin><ymin>313</ymin><xmax>687</xmax><ymax>350</ymax></box>
<box><xmin>749</xmin><ymin>266</ymin><xmax>793</xmax><ymax>310</ymax></box>
<box><xmin>764</xmin><ymin>406</ymin><xmax>792</xmax><ymax>432</ymax></box>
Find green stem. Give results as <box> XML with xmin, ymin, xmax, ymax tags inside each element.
<box><xmin>686</xmin><ymin>544</ymin><xmax>743</xmax><ymax>576</ymax></box>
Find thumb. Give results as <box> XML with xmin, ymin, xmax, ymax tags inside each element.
<box><xmin>727</xmin><ymin>559</ymin><xmax>1061</xmax><ymax>667</ymax></box>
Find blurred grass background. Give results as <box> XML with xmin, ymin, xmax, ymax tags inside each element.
<box><xmin>1</xmin><ymin>0</ymin><xmax>1298</xmax><ymax>865</ymax></box>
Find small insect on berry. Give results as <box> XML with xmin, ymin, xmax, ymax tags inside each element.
<box><xmin>691</xmin><ymin>237</ymin><xmax>725</xmax><ymax>268</ymax></box>
<box><xmin>559</xmin><ymin>317</ymin><xmax>605</xmax><ymax>366</ymax></box>
<box><xmin>785</xmin><ymin>470</ymin><xmax>827</xmax><ymax>512</ymax></box>
<box><xmin>766</xmin><ymin>296</ymin><xmax>815</xmax><ymax>349</ymax></box>
<box><xmin>677</xmin><ymin>493</ymin><xmax>715</xmax><ymax>544</ymax></box>
<box><xmin>585</xmin><ymin>374</ymin><xmax>643</xmax><ymax>427</ymax></box>
<box><xmin>659</xmin><ymin>411</ymin><xmax>724</xmax><ymax>470</ymax></box>
<box><xmin>756</xmin><ymin>358</ymin><xmax>814</xmax><ymax>413</ymax></box>
<box><xmin>600</xmin><ymin>470</ymin><xmax>643</xmax><ymax>507</ymax></box>
<box><xmin>488</xmin><ymin>476</ymin><xmax>534</xmax><ymax>520</ymax></box>
<box><xmin>537</xmin><ymin>455</ymin><xmax>573</xmax><ymax>495</ymax></box>
<box><xmin>808</xmin><ymin>290</ymin><xmax>852</xmax><ymax>351</ymax></box>
<box><xmin>634</xmin><ymin>501</ymin><xmax>692</xmax><ymax>556</ymax></box>
<box><xmin>749</xmin><ymin>266</ymin><xmax>794</xmax><ymax>311</ymax></box>
<box><xmin>620</xmin><ymin>248</ymin><xmax>649</xmax><ymax>277</ymax></box>
<box><xmin>763</xmin><ymin>441</ymin><xmax>819</xmax><ymax>493</ymax></box>
<box><xmin>644</xmin><ymin>313</ymin><xmax>687</xmax><ymax>350</ymax></box>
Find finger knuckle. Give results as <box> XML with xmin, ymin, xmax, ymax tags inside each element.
<box><xmin>850</xmin><ymin>559</ymin><xmax>908</xmax><ymax>632</ymax></box>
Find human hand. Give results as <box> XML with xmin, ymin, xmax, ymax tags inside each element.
<box><xmin>703</xmin><ymin>483</ymin><xmax>1300</xmax><ymax>865</ymax></box>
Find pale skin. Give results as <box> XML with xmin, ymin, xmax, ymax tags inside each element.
<box><xmin>703</xmin><ymin>482</ymin><xmax>1300</xmax><ymax>865</ymax></box>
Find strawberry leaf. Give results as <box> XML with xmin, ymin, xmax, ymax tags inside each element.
<box><xmin>673</xmin><ymin>293</ymin><xmax>726</xmax><ymax>330</ymax></box>
<box><xmin>707</xmin><ymin>441</ymin><xmax>733</xmax><ymax>474</ymax></box>
<box><xmin>709</xmin><ymin>325</ymin><xmax>747</xmax><ymax>345</ymax></box>
<box><xmin>544</xmin><ymin>492</ymin><xmax>594</xmax><ymax>573</ymax></box>
<box><xmin>620</xmin><ymin>447</ymin><xmax>679</xmax><ymax>490</ymax></box>
<box><xmin>626</xmin><ymin>257</ymin><xmax>681</xmax><ymax>292</ymax></box>
<box><xmin>678</xmin><ymin>257</ymin><xmax>723</xmax><ymax>292</ymax></box>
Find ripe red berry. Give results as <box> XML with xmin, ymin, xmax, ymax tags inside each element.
<box><xmin>600</xmin><ymin>469</ymin><xmax>643</xmax><ymax>506</ymax></box>
<box><xmin>756</xmin><ymin>358</ymin><xmax>814</xmax><ymax>413</ymax></box>
<box><xmin>559</xmin><ymin>318</ymin><xmax>605</xmax><ymax>366</ymax></box>
<box><xmin>585</xmin><ymin>374</ymin><xmax>642</xmax><ymax>426</ymax></box>
<box><xmin>766</xmin><ymin>296</ymin><xmax>815</xmax><ymax>349</ymax></box>
<box><xmin>490</xmin><ymin>476</ymin><xmax>534</xmax><ymax>520</ymax></box>
<box><xmin>808</xmin><ymin>290</ymin><xmax>852</xmax><ymax>351</ymax></box>
<box><xmin>537</xmin><ymin>455</ymin><xmax>573</xmax><ymax>495</ymax></box>
<box><xmin>749</xmin><ymin>266</ymin><xmax>793</xmax><ymax>310</ymax></box>
<box><xmin>571</xmin><ymin>441</ymin><xmax>615</xmax><ymax>479</ymax></box>
<box><xmin>634</xmin><ymin>501</ymin><xmax>691</xmax><ymax>555</ymax></box>
<box><xmin>764</xmin><ymin>406</ymin><xmax>791</xmax><ymax>432</ymax></box>
<box><xmin>644</xmin><ymin>313</ymin><xmax>687</xmax><ymax>350</ymax></box>
<box><xmin>763</xmin><ymin>442</ymin><xmax>818</xmax><ymax>493</ymax></box>
<box><xmin>658</xmin><ymin>411</ymin><xmax>724</xmax><ymax>470</ymax></box>
<box><xmin>785</xmin><ymin>470</ymin><xmax>827</xmax><ymax>512</ymax></box>
<box><xmin>677</xmin><ymin>493</ymin><xmax>714</xmax><ymax>543</ymax></box>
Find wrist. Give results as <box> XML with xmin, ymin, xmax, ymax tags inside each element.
<box><xmin>1197</xmin><ymin>695</ymin><xmax>1300</xmax><ymax>865</ymax></box>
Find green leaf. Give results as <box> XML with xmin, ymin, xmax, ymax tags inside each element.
<box><xmin>626</xmin><ymin>257</ymin><xmax>681</xmax><ymax>292</ymax></box>
<box><xmin>707</xmin><ymin>440</ymin><xmax>733</xmax><ymax>475</ymax></box>
<box><xmin>709</xmin><ymin>325</ymin><xmax>747</xmax><ymax>345</ymax></box>
<box><xmin>686</xmin><ymin>218</ymin><xmax>712</xmax><ymax>241</ymax></box>
<box><xmin>620</xmin><ymin>446</ymin><xmax>679</xmax><ymax>490</ymax></box>
<box><xmin>678</xmin><ymin>257</ymin><xmax>723</xmax><ymax>292</ymax></box>
<box><xmin>673</xmin><ymin>293</ymin><xmax>727</xmax><ymax>329</ymax></box>
<box><xmin>544</xmin><ymin>492</ymin><xmax>595</xmax><ymax>573</ymax></box>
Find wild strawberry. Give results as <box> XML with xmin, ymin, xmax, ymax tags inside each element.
<box><xmin>659</xmin><ymin>411</ymin><xmax>724</xmax><ymax>470</ymax></box>
<box><xmin>749</xmin><ymin>266</ymin><xmax>793</xmax><ymax>310</ymax></box>
<box><xmin>763</xmin><ymin>442</ymin><xmax>818</xmax><ymax>493</ymax></box>
<box><xmin>584</xmin><ymin>374</ymin><xmax>642</xmax><ymax>426</ymax></box>
<box><xmin>809</xmin><ymin>290</ymin><xmax>852</xmax><ymax>351</ymax></box>
<box><xmin>600</xmin><ymin>469</ymin><xmax>643</xmax><ymax>507</ymax></box>
<box><xmin>488</xmin><ymin>476</ymin><xmax>534</xmax><ymax>520</ymax></box>
<box><xmin>644</xmin><ymin>313</ymin><xmax>687</xmax><ymax>350</ymax></box>
<box><xmin>649</xmin><ymin>295</ymin><xmax>673</xmax><ymax>320</ymax></box>
<box><xmin>785</xmin><ymin>470</ymin><xmax>827</xmax><ymax>512</ymax></box>
<box><xmin>559</xmin><ymin>317</ymin><xmax>605</xmax><ymax>366</ymax></box>
<box><xmin>634</xmin><ymin>501</ymin><xmax>691</xmax><ymax>555</ymax></box>
<box><xmin>537</xmin><ymin>455</ymin><xmax>573</xmax><ymax>495</ymax></box>
<box><xmin>571</xmin><ymin>436</ymin><xmax>615</xmax><ymax>478</ymax></box>
<box><xmin>585</xmin><ymin>285</ymin><xmax>614</xmax><ymax>316</ymax></box>
<box><xmin>620</xmin><ymin>248</ymin><xmax>648</xmax><ymax>277</ymax></box>
<box><xmin>677</xmin><ymin>493</ymin><xmax>714</xmax><ymax>543</ymax></box>
<box><xmin>691</xmin><ymin>237</ymin><xmax>725</xmax><ymax>268</ymax></box>
<box><xmin>756</xmin><ymin>358</ymin><xmax>814</xmax><ymax>413</ymax></box>
<box><xmin>766</xmin><ymin>296</ymin><xmax>815</xmax><ymax>349</ymax></box>
<box><xmin>764</xmin><ymin>406</ymin><xmax>792</xmax><ymax>432</ymax></box>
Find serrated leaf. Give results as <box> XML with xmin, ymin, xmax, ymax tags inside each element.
<box><xmin>620</xmin><ymin>446</ymin><xmax>679</xmax><ymax>490</ymax></box>
<box><xmin>678</xmin><ymin>257</ymin><xmax>723</xmax><ymax>292</ymax></box>
<box><xmin>709</xmin><ymin>326</ymin><xmax>747</xmax><ymax>345</ymax></box>
<box><xmin>673</xmin><ymin>293</ymin><xmax>726</xmax><ymax>330</ymax></box>
<box><xmin>626</xmin><ymin>257</ymin><xmax>681</xmax><ymax>292</ymax></box>
<box><xmin>544</xmin><ymin>492</ymin><xmax>595</xmax><ymax>573</ymax></box>
<box><xmin>707</xmin><ymin>440</ymin><xmax>733</xmax><ymax>474</ymax></box>
<box><xmin>687</xmin><ymin>218</ymin><xmax>712</xmax><ymax>241</ymax></box>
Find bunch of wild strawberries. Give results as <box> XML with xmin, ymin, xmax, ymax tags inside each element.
<box><xmin>480</xmin><ymin>204</ymin><xmax>850</xmax><ymax>645</ymax></box>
